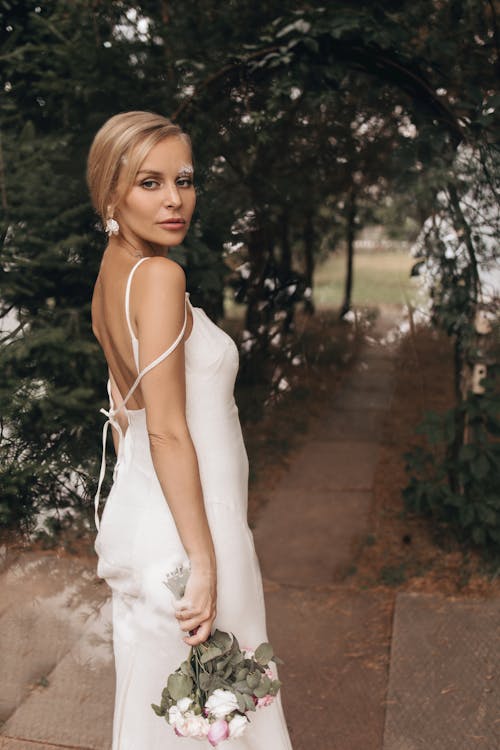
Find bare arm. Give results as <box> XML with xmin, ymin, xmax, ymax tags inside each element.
<box><xmin>133</xmin><ymin>256</ymin><xmax>216</xmax><ymax>645</ymax></box>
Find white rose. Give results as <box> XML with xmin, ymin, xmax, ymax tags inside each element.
<box><xmin>177</xmin><ymin>697</ymin><xmax>193</xmax><ymax>714</ymax></box>
<box><xmin>205</xmin><ymin>689</ymin><xmax>239</xmax><ymax>719</ymax></box>
<box><xmin>168</xmin><ymin>706</ymin><xmax>183</xmax><ymax>726</ymax></box>
<box><xmin>229</xmin><ymin>714</ymin><xmax>249</xmax><ymax>738</ymax></box>
<box><xmin>185</xmin><ymin>713</ymin><xmax>210</xmax><ymax>738</ymax></box>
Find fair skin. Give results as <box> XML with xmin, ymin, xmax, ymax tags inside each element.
<box><xmin>91</xmin><ymin>135</ymin><xmax>216</xmax><ymax>647</ymax></box>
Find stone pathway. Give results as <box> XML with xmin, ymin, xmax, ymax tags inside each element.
<box><xmin>2</xmin><ymin>304</ymin><xmax>500</xmax><ymax>749</ymax></box>
<box><xmin>253</xmin><ymin>306</ymin><xmax>400</xmax><ymax>749</ymax></box>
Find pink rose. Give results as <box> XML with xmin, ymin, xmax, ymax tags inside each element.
<box><xmin>257</xmin><ymin>694</ymin><xmax>275</xmax><ymax>708</ymax></box>
<box><xmin>207</xmin><ymin>719</ymin><xmax>229</xmax><ymax>746</ymax></box>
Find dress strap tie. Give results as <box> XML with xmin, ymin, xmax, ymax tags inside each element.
<box><xmin>94</xmin><ymin>292</ymin><xmax>189</xmax><ymax>531</ymax></box>
<box><xmin>94</xmin><ymin>381</ymin><xmax>125</xmax><ymax>531</ymax></box>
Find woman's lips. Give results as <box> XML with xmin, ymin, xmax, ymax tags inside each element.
<box><xmin>157</xmin><ymin>219</ymin><xmax>186</xmax><ymax>231</ymax></box>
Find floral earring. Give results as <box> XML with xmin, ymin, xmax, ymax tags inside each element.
<box><xmin>105</xmin><ymin>217</ymin><xmax>120</xmax><ymax>236</ymax></box>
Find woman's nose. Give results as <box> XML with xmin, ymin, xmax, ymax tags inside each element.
<box><xmin>163</xmin><ymin>183</ymin><xmax>182</xmax><ymax>208</ymax></box>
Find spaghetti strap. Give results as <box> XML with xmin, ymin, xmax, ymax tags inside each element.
<box><xmin>94</xmin><ymin>268</ymin><xmax>189</xmax><ymax>530</ymax></box>
<box><xmin>125</xmin><ymin>256</ymin><xmax>150</xmax><ymax>341</ymax></box>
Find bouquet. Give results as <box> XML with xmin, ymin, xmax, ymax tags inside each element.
<box><xmin>152</xmin><ymin>563</ymin><xmax>283</xmax><ymax>746</ymax></box>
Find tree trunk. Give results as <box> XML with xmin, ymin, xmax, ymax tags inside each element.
<box><xmin>339</xmin><ymin>188</ymin><xmax>356</xmax><ymax>319</ymax></box>
<box><xmin>303</xmin><ymin>212</ymin><xmax>315</xmax><ymax>315</ymax></box>
<box><xmin>280</xmin><ymin>208</ymin><xmax>291</xmax><ymax>275</ymax></box>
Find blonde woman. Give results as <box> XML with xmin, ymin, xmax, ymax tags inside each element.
<box><xmin>88</xmin><ymin>111</ymin><xmax>293</xmax><ymax>749</ymax></box>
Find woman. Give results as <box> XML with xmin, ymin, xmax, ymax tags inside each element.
<box><xmin>88</xmin><ymin>111</ymin><xmax>293</xmax><ymax>749</ymax></box>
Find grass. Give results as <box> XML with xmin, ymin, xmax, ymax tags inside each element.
<box><xmin>313</xmin><ymin>249</ymin><xmax>423</xmax><ymax>307</ymax></box>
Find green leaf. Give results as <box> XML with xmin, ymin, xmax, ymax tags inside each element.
<box><xmin>200</xmin><ymin>645</ymin><xmax>223</xmax><ymax>664</ymax></box>
<box><xmin>253</xmin><ymin>675</ymin><xmax>271</xmax><ymax>698</ymax></box>
<box><xmin>235</xmin><ymin>692</ymin><xmax>246</xmax><ymax>713</ymax></box>
<box><xmin>167</xmin><ymin>673</ymin><xmax>193</xmax><ymax>701</ymax></box>
<box><xmin>254</xmin><ymin>642</ymin><xmax>274</xmax><ymax>666</ymax></box>
<box><xmin>180</xmin><ymin>660</ymin><xmax>194</xmax><ymax>678</ymax></box>
<box><xmin>246</xmin><ymin>672</ymin><xmax>261</xmax><ymax>690</ymax></box>
<box><xmin>459</xmin><ymin>503</ymin><xmax>475</xmax><ymax>527</ymax></box>
<box><xmin>269</xmin><ymin>679</ymin><xmax>282</xmax><ymax>696</ymax></box>
<box><xmin>151</xmin><ymin>703</ymin><xmax>164</xmax><ymax>716</ymax></box>
<box><xmin>199</xmin><ymin>672</ymin><xmax>213</xmax><ymax>690</ymax></box>
<box><xmin>233</xmin><ymin>680</ymin><xmax>253</xmax><ymax>695</ymax></box>
<box><xmin>470</xmin><ymin>453</ymin><xmax>490</xmax><ymax>480</ymax></box>
<box><xmin>211</xmin><ymin>630</ymin><xmax>233</xmax><ymax>654</ymax></box>
<box><xmin>243</xmin><ymin>693</ymin><xmax>256</xmax><ymax>712</ymax></box>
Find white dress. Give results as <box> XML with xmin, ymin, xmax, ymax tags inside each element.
<box><xmin>93</xmin><ymin>256</ymin><xmax>293</xmax><ymax>750</ymax></box>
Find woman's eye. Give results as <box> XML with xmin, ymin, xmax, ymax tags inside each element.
<box><xmin>141</xmin><ymin>179</ymin><xmax>160</xmax><ymax>189</ymax></box>
<box><xmin>177</xmin><ymin>177</ymin><xmax>194</xmax><ymax>188</ymax></box>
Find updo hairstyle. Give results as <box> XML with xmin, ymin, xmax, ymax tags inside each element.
<box><xmin>86</xmin><ymin>111</ymin><xmax>191</xmax><ymax>225</ymax></box>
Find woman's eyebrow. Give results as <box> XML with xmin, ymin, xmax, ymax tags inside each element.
<box><xmin>137</xmin><ymin>169</ymin><xmax>163</xmax><ymax>177</ymax></box>
<box><xmin>137</xmin><ymin>166</ymin><xmax>194</xmax><ymax>176</ymax></box>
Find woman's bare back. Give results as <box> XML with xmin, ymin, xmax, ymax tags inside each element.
<box><xmin>91</xmin><ymin>249</ymin><xmax>194</xmax><ymax>413</ymax></box>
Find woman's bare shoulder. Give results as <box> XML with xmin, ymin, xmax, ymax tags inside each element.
<box><xmin>135</xmin><ymin>255</ymin><xmax>186</xmax><ymax>293</ymax></box>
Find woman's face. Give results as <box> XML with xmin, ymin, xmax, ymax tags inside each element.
<box><xmin>114</xmin><ymin>135</ymin><xmax>196</xmax><ymax>252</ymax></box>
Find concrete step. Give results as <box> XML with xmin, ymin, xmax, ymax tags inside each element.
<box><xmin>264</xmin><ymin>585</ymin><xmax>393</xmax><ymax>750</ymax></box>
<box><xmin>383</xmin><ymin>592</ymin><xmax>500</xmax><ymax>750</ymax></box>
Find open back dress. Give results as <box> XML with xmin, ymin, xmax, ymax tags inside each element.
<box><xmin>93</xmin><ymin>256</ymin><xmax>293</xmax><ymax>749</ymax></box>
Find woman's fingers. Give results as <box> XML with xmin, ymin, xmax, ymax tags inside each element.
<box><xmin>183</xmin><ymin>619</ymin><xmax>213</xmax><ymax>646</ymax></box>
<box><xmin>179</xmin><ymin>617</ymin><xmax>203</xmax><ymax>632</ymax></box>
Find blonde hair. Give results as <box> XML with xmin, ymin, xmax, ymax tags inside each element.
<box><xmin>86</xmin><ymin>111</ymin><xmax>191</xmax><ymax>224</ymax></box>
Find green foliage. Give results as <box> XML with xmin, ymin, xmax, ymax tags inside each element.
<box><xmin>1</xmin><ymin>0</ymin><xmax>497</xmax><ymax>535</ymax></box>
<box><xmin>403</xmin><ymin>372</ymin><xmax>500</xmax><ymax>554</ymax></box>
<box><xmin>152</xmin><ymin>628</ymin><xmax>282</xmax><ymax>719</ymax></box>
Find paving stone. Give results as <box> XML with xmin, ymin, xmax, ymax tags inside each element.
<box><xmin>0</xmin><ymin>739</ymin><xmax>86</xmax><ymax>749</ymax></box>
<box><xmin>277</xmin><ymin>440</ymin><xmax>381</xmax><ymax>492</ymax></box>
<box><xmin>264</xmin><ymin>586</ymin><xmax>392</xmax><ymax>750</ymax></box>
<box><xmin>331</xmin><ymin>384</ymin><xmax>394</xmax><ymax>411</ymax></box>
<box><xmin>383</xmin><ymin>592</ymin><xmax>500</xmax><ymax>750</ymax></box>
<box><xmin>309</xmin><ymin>407</ymin><xmax>386</xmax><ymax>442</ymax></box>
<box><xmin>254</xmin><ymin>489</ymin><xmax>372</xmax><ymax>585</ymax></box>
<box><xmin>0</xmin><ymin>553</ymin><xmax>111</xmax><ymax>748</ymax></box>
<box><xmin>2</xmin><ymin>599</ymin><xmax>113</xmax><ymax>750</ymax></box>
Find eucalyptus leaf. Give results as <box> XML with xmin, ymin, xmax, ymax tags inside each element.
<box><xmin>200</xmin><ymin>645</ymin><xmax>223</xmax><ymax>664</ymax></box>
<box><xmin>246</xmin><ymin>672</ymin><xmax>261</xmax><ymax>690</ymax></box>
<box><xmin>211</xmin><ymin>629</ymin><xmax>233</xmax><ymax>653</ymax></box>
<box><xmin>235</xmin><ymin>692</ymin><xmax>247</xmax><ymax>713</ymax></box>
<box><xmin>233</xmin><ymin>680</ymin><xmax>253</xmax><ymax>695</ymax></box>
<box><xmin>180</xmin><ymin>660</ymin><xmax>194</xmax><ymax>678</ymax></box>
<box><xmin>269</xmin><ymin>679</ymin><xmax>282</xmax><ymax>696</ymax></box>
<box><xmin>253</xmin><ymin>675</ymin><xmax>271</xmax><ymax>698</ymax></box>
<box><xmin>167</xmin><ymin>673</ymin><xmax>193</xmax><ymax>701</ymax></box>
<box><xmin>199</xmin><ymin>672</ymin><xmax>212</xmax><ymax>690</ymax></box>
<box><xmin>254</xmin><ymin>642</ymin><xmax>274</xmax><ymax>665</ymax></box>
<box><xmin>243</xmin><ymin>693</ymin><xmax>257</xmax><ymax>712</ymax></box>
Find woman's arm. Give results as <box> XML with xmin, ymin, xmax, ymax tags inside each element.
<box><xmin>132</xmin><ymin>256</ymin><xmax>216</xmax><ymax>645</ymax></box>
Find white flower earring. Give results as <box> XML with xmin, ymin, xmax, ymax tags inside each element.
<box><xmin>105</xmin><ymin>217</ymin><xmax>120</xmax><ymax>236</ymax></box>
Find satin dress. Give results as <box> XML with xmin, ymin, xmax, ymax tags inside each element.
<box><xmin>93</xmin><ymin>256</ymin><xmax>293</xmax><ymax>749</ymax></box>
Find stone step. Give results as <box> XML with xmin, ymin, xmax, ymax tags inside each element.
<box><xmin>382</xmin><ymin>592</ymin><xmax>500</xmax><ymax>750</ymax></box>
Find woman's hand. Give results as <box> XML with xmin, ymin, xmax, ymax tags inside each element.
<box><xmin>174</xmin><ymin>562</ymin><xmax>217</xmax><ymax>646</ymax></box>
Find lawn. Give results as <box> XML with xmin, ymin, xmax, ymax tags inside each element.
<box><xmin>313</xmin><ymin>249</ymin><xmax>424</xmax><ymax>307</ymax></box>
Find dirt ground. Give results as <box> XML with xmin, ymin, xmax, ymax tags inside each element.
<box><xmin>354</xmin><ymin>321</ymin><xmax>500</xmax><ymax>600</ymax></box>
